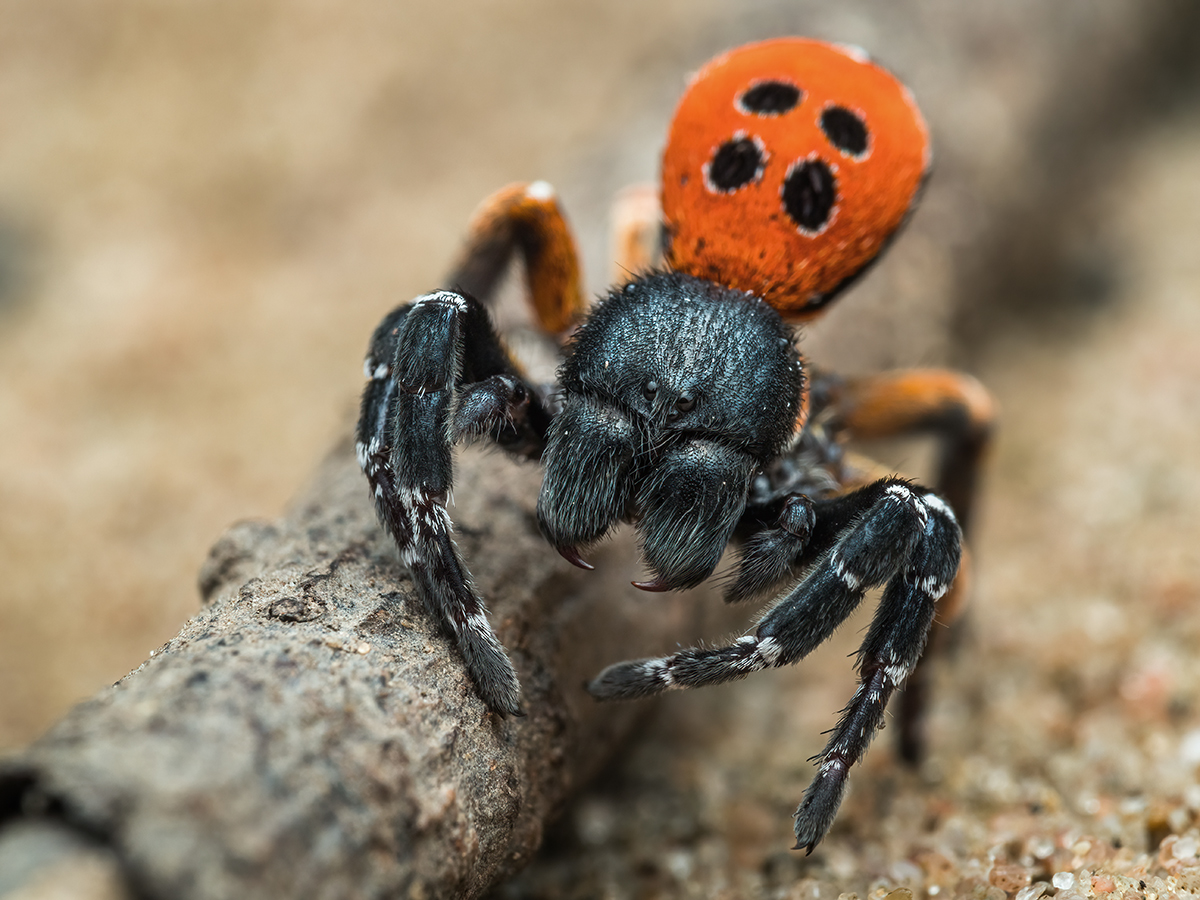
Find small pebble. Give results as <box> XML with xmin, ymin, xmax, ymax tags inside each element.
<box><xmin>666</xmin><ymin>849</ymin><xmax>693</xmax><ymax>882</ymax></box>
<box><xmin>1029</xmin><ymin>837</ymin><xmax>1055</xmax><ymax>860</ymax></box>
<box><xmin>1092</xmin><ymin>875</ymin><xmax>1116</xmax><ymax>893</ymax></box>
<box><xmin>1052</xmin><ymin>872</ymin><xmax>1075</xmax><ymax>890</ymax></box>
<box><xmin>1172</xmin><ymin>835</ymin><xmax>1198</xmax><ymax>859</ymax></box>
<box><xmin>1179</xmin><ymin>728</ymin><xmax>1200</xmax><ymax>764</ymax></box>
<box><xmin>989</xmin><ymin>863</ymin><xmax>1031</xmax><ymax>892</ymax></box>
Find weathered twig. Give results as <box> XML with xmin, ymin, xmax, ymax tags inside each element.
<box><xmin>0</xmin><ymin>437</ymin><xmax>718</xmax><ymax>899</ymax></box>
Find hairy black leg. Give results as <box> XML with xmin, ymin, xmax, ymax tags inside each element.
<box><xmin>588</xmin><ymin>479</ymin><xmax>929</xmax><ymax>698</ymax></box>
<box><xmin>634</xmin><ymin>439</ymin><xmax>757</xmax><ymax>590</ymax></box>
<box><xmin>727</xmin><ymin>474</ymin><xmax>916</xmax><ymax>603</ymax></box>
<box><xmin>537</xmin><ymin>395</ymin><xmax>639</xmax><ymax>560</ymax></box>
<box><xmin>792</xmin><ymin>490</ymin><xmax>960</xmax><ymax>852</ymax></box>
<box><xmin>357</xmin><ymin>290</ymin><xmax>550</xmax><ymax>716</ymax></box>
<box><xmin>809</xmin><ymin>368</ymin><xmax>992</xmax><ymax>764</ymax></box>
<box><xmin>588</xmin><ymin>479</ymin><xmax>961</xmax><ymax>851</ymax></box>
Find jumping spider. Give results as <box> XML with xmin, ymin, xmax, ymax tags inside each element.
<box><xmin>357</xmin><ymin>38</ymin><xmax>993</xmax><ymax>851</ymax></box>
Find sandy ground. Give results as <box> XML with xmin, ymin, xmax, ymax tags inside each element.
<box><xmin>3</xmin><ymin>2</ymin><xmax>1200</xmax><ymax>897</ymax></box>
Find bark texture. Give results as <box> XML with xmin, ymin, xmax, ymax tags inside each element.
<box><xmin>0</xmin><ymin>438</ymin><xmax>718</xmax><ymax>899</ymax></box>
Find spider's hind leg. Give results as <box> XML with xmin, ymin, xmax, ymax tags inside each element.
<box><xmin>357</xmin><ymin>290</ymin><xmax>552</xmax><ymax>716</ymax></box>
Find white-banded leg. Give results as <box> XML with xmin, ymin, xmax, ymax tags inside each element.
<box><xmin>587</xmin><ymin>479</ymin><xmax>961</xmax><ymax>851</ymax></box>
<box><xmin>357</xmin><ymin>290</ymin><xmax>552</xmax><ymax>716</ymax></box>
<box><xmin>791</xmin><ymin>489</ymin><xmax>959</xmax><ymax>851</ymax></box>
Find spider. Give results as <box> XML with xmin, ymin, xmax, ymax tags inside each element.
<box><xmin>357</xmin><ymin>38</ymin><xmax>994</xmax><ymax>852</ymax></box>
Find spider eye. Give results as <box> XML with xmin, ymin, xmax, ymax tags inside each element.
<box><xmin>643</xmin><ymin>380</ymin><xmax>659</xmax><ymax>401</ymax></box>
<box><xmin>675</xmin><ymin>394</ymin><xmax>695</xmax><ymax>413</ymax></box>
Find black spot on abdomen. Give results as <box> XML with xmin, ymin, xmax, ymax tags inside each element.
<box><xmin>820</xmin><ymin>107</ymin><xmax>868</xmax><ymax>157</ymax></box>
<box><xmin>782</xmin><ymin>159</ymin><xmax>836</xmax><ymax>233</ymax></box>
<box><xmin>706</xmin><ymin>137</ymin><xmax>764</xmax><ymax>193</ymax></box>
<box><xmin>738</xmin><ymin>81</ymin><xmax>802</xmax><ymax>116</ymax></box>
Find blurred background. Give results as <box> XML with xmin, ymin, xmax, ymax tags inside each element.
<box><xmin>3</xmin><ymin>1</ymin><xmax>1200</xmax><ymax>896</ymax></box>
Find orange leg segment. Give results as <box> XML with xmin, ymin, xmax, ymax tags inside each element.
<box><xmin>609</xmin><ymin>183</ymin><xmax>661</xmax><ymax>285</ymax></box>
<box><xmin>830</xmin><ymin>368</ymin><xmax>995</xmax><ymax>538</ymax></box>
<box><xmin>446</xmin><ymin>181</ymin><xmax>586</xmax><ymax>335</ymax></box>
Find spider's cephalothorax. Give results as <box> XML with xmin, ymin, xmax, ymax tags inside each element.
<box><xmin>539</xmin><ymin>272</ymin><xmax>802</xmax><ymax>589</ymax></box>
<box><xmin>357</xmin><ymin>38</ymin><xmax>994</xmax><ymax>852</ymax></box>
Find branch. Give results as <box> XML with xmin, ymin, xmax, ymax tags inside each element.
<box><xmin>0</xmin><ymin>438</ymin><xmax>715</xmax><ymax>899</ymax></box>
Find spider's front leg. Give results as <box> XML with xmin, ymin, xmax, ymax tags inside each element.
<box><xmin>358</xmin><ymin>181</ymin><xmax>588</xmax><ymax>715</ymax></box>
<box><xmin>357</xmin><ymin>290</ymin><xmax>552</xmax><ymax>716</ymax></box>
<box><xmin>588</xmin><ymin>477</ymin><xmax>961</xmax><ymax>852</ymax></box>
